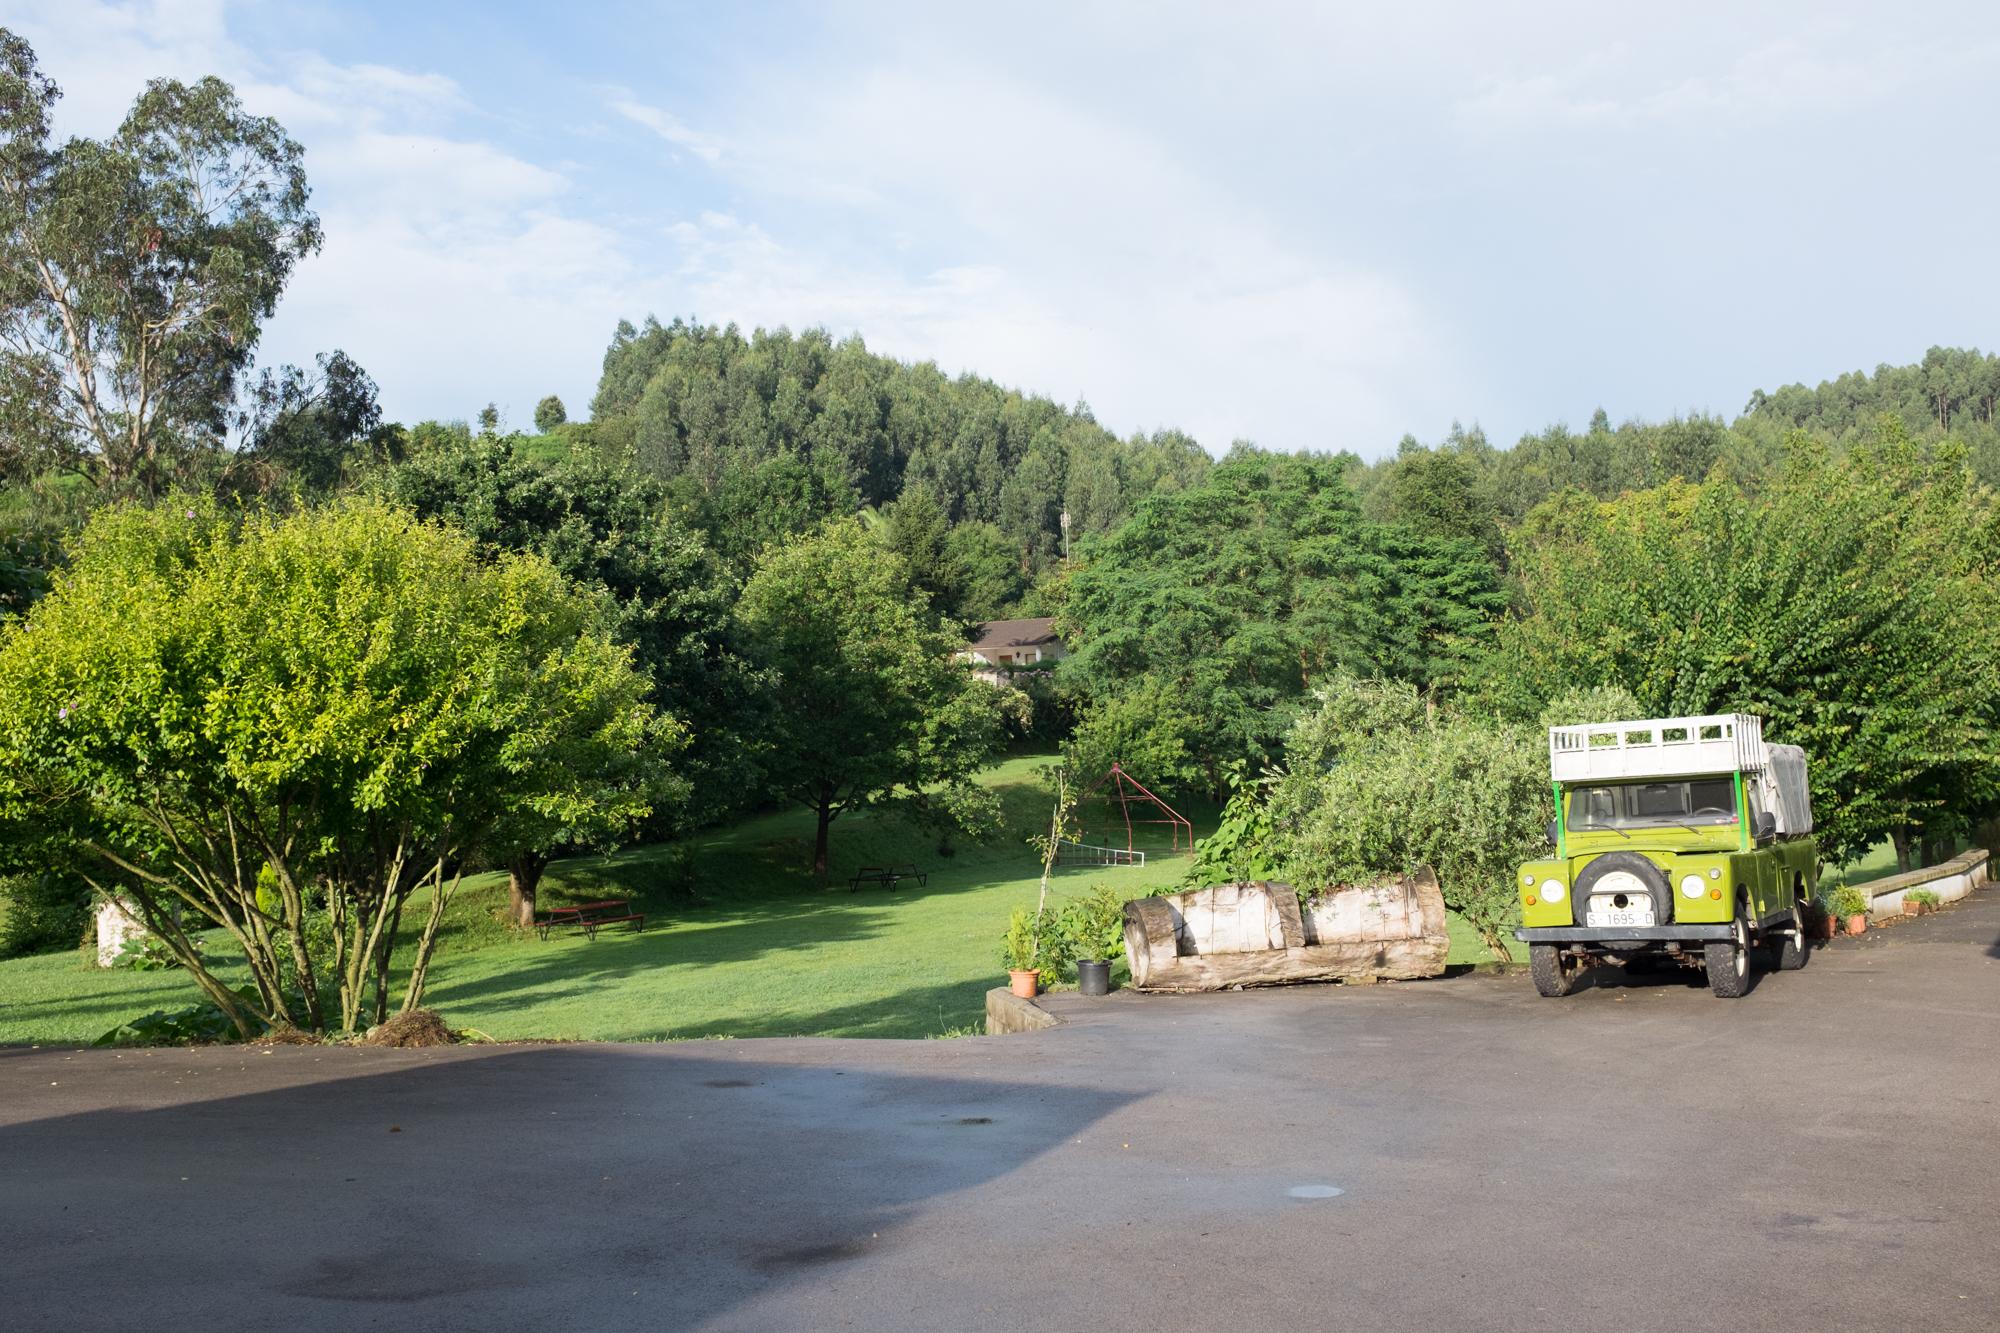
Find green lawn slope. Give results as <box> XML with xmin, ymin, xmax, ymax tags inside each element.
<box><xmin>0</xmin><ymin>753</ymin><xmax>1513</xmax><ymax>1045</ymax></box>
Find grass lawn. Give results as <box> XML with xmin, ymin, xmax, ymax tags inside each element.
<box><xmin>0</xmin><ymin>752</ymin><xmax>1513</xmax><ymax>1045</ymax></box>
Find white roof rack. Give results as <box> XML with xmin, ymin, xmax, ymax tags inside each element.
<box><xmin>1550</xmin><ymin>714</ymin><xmax>1766</xmax><ymax>783</ymax></box>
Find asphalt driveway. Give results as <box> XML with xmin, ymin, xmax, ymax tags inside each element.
<box><xmin>4</xmin><ymin>889</ymin><xmax>1997</xmax><ymax>1332</ymax></box>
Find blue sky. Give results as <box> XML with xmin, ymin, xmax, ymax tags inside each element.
<box><xmin>6</xmin><ymin>0</ymin><xmax>1997</xmax><ymax>456</ymax></box>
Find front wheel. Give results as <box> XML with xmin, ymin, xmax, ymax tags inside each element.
<box><xmin>1530</xmin><ymin>944</ymin><xmax>1575</xmax><ymax>998</ymax></box>
<box><xmin>1704</xmin><ymin>917</ymin><xmax>1752</xmax><ymax>998</ymax></box>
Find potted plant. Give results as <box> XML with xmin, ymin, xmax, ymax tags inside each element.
<box><xmin>1905</xmin><ymin>888</ymin><xmax>1941</xmax><ymax>916</ymax></box>
<box><xmin>1829</xmin><ymin>886</ymin><xmax>1869</xmax><ymax>936</ymax></box>
<box><xmin>1056</xmin><ymin>885</ymin><xmax>1124</xmax><ymax>997</ymax></box>
<box><xmin>1002</xmin><ymin>907</ymin><xmax>1040</xmax><ymax>998</ymax></box>
<box><xmin>1802</xmin><ymin>898</ymin><xmax>1836</xmax><ymax>941</ymax></box>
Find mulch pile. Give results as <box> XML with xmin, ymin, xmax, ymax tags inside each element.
<box><xmin>361</xmin><ymin>1009</ymin><xmax>457</xmax><ymax>1048</ymax></box>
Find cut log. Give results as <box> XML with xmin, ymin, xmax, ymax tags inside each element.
<box><xmin>1121</xmin><ymin>870</ymin><xmax>1450</xmax><ymax>991</ymax></box>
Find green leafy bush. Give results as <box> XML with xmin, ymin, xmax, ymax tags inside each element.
<box><xmin>999</xmin><ymin>886</ymin><xmax>1128</xmax><ymax>988</ymax></box>
<box><xmin>1270</xmin><ymin>677</ymin><xmax>1549</xmax><ymax>960</ymax></box>
<box><xmin>1828</xmin><ymin>886</ymin><xmax>1869</xmax><ymax>917</ymax></box>
<box><xmin>1906</xmin><ymin>887</ymin><xmax>1941</xmax><ymax>910</ymax></box>
<box><xmin>0</xmin><ymin>871</ymin><xmax>90</xmax><ymax>958</ymax></box>
<box><xmin>94</xmin><ymin>986</ymin><xmax>260</xmax><ymax>1046</ymax></box>
<box><xmin>115</xmin><ymin>933</ymin><xmax>185</xmax><ymax>971</ymax></box>
<box><xmin>1049</xmin><ymin>885</ymin><xmax>1126</xmax><ymax>970</ymax></box>
<box><xmin>1183</xmin><ymin>770</ymin><xmax>1283</xmax><ymax>885</ymax></box>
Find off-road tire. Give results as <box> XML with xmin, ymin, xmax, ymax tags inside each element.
<box><xmin>1704</xmin><ymin>917</ymin><xmax>1752</xmax><ymax>998</ymax></box>
<box><xmin>1530</xmin><ymin>944</ymin><xmax>1574</xmax><ymax>998</ymax></box>
<box><xmin>1571</xmin><ymin>850</ymin><xmax>1674</xmax><ymax>930</ymax></box>
<box><xmin>1772</xmin><ymin>904</ymin><xmax>1808</xmax><ymax>971</ymax></box>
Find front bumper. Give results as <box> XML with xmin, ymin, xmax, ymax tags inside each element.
<box><xmin>1515</xmin><ymin>924</ymin><xmax>1735</xmax><ymax>944</ymax></box>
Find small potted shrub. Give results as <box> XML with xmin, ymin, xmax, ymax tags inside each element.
<box><xmin>1905</xmin><ymin>888</ymin><xmax>1941</xmax><ymax>917</ymax></box>
<box><xmin>1056</xmin><ymin>885</ymin><xmax>1125</xmax><ymax>997</ymax></box>
<box><xmin>1802</xmin><ymin>898</ymin><xmax>1835</xmax><ymax>941</ymax></box>
<box><xmin>1829</xmin><ymin>886</ymin><xmax>1869</xmax><ymax>936</ymax></box>
<box><xmin>1002</xmin><ymin>907</ymin><xmax>1040</xmax><ymax>998</ymax></box>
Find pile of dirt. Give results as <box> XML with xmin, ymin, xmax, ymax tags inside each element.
<box><xmin>361</xmin><ymin>1009</ymin><xmax>456</xmax><ymax>1048</ymax></box>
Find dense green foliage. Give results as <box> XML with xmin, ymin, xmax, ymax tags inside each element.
<box><xmin>1261</xmin><ymin>680</ymin><xmax>1544</xmax><ymax>958</ymax></box>
<box><xmin>0</xmin><ymin>499</ymin><xmax>668</xmax><ymax>1033</ymax></box>
<box><xmin>1484</xmin><ymin>431</ymin><xmax>2000</xmax><ymax>867</ymax></box>
<box><xmin>1743</xmin><ymin>347</ymin><xmax>2000</xmax><ymax>457</ymax></box>
<box><xmin>371</xmin><ymin>433</ymin><xmax>750</xmax><ymax>824</ymax></box>
<box><xmin>1056</xmin><ymin>452</ymin><xmax>1505</xmax><ymax>797</ymax></box>
<box><xmin>734</xmin><ymin>520</ymin><xmax>1008</xmax><ymax>874</ymax></box>
<box><xmin>589</xmin><ymin>316</ymin><xmax>1210</xmax><ymax>606</ymax></box>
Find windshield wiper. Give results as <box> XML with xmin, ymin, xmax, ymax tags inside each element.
<box><xmin>1571</xmin><ymin>822</ymin><xmax>1631</xmax><ymax>840</ymax></box>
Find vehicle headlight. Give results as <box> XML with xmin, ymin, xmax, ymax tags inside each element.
<box><xmin>1540</xmin><ymin>879</ymin><xmax>1565</xmax><ymax>902</ymax></box>
<box><xmin>1680</xmin><ymin>874</ymin><xmax>1705</xmax><ymax>898</ymax></box>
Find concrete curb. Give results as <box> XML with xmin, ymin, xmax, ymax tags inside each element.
<box><xmin>1859</xmin><ymin>848</ymin><xmax>1988</xmax><ymax>919</ymax></box>
<box><xmin>985</xmin><ymin>987</ymin><xmax>1061</xmax><ymax>1035</ymax></box>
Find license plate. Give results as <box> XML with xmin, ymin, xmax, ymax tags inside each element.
<box><xmin>1588</xmin><ymin>904</ymin><xmax>1654</xmax><ymax>929</ymax></box>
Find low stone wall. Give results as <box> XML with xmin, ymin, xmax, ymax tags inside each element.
<box><xmin>984</xmin><ymin>987</ymin><xmax>1061</xmax><ymax>1035</ymax></box>
<box><xmin>1860</xmin><ymin>848</ymin><xmax>1989</xmax><ymax>919</ymax></box>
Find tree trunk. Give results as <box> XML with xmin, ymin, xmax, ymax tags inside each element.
<box><xmin>1890</xmin><ymin>829</ymin><xmax>1914</xmax><ymax>874</ymax></box>
<box><xmin>813</xmin><ymin>799</ymin><xmax>833</xmax><ymax>879</ymax></box>
<box><xmin>508</xmin><ymin>851</ymin><xmax>550</xmax><ymax>928</ymax></box>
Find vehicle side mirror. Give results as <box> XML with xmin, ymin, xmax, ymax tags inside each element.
<box><xmin>1545</xmin><ymin>818</ymin><xmax>1561</xmax><ymax>848</ymax></box>
<box><xmin>1753</xmin><ymin>811</ymin><xmax>1776</xmax><ymax>840</ymax></box>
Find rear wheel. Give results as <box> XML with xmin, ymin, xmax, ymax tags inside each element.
<box><xmin>1704</xmin><ymin>915</ymin><xmax>1752</xmax><ymax>998</ymax></box>
<box><xmin>1772</xmin><ymin>904</ymin><xmax>1808</xmax><ymax>971</ymax></box>
<box><xmin>1530</xmin><ymin>944</ymin><xmax>1575</xmax><ymax>998</ymax></box>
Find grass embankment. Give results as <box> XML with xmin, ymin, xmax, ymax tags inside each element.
<box><xmin>0</xmin><ymin>753</ymin><xmax>1511</xmax><ymax>1045</ymax></box>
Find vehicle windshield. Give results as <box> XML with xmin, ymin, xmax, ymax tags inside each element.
<box><xmin>1566</xmin><ymin>778</ymin><xmax>1737</xmax><ymax>831</ymax></box>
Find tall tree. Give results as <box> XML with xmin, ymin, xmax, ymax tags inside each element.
<box><xmin>735</xmin><ymin>521</ymin><xmax>1004</xmax><ymax>875</ymax></box>
<box><xmin>237</xmin><ymin>349</ymin><xmax>383</xmax><ymax>494</ymax></box>
<box><xmin>373</xmin><ymin>434</ymin><xmax>752</xmax><ymax>856</ymax></box>
<box><xmin>0</xmin><ymin>31</ymin><xmax>320</xmax><ymax>492</ymax></box>
<box><xmin>534</xmin><ymin>394</ymin><xmax>568</xmax><ymax>432</ymax></box>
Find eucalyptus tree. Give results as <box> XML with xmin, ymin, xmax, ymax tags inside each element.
<box><xmin>0</xmin><ymin>30</ymin><xmax>320</xmax><ymax>492</ymax></box>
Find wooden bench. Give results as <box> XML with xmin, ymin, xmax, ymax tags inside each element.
<box><xmin>847</xmin><ymin>865</ymin><xmax>929</xmax><ymax>892</ymax></box>
<box><xmin>535</xmin><ymin>899</ymin><xmax>646</xmax><ymax>940</ymax></box>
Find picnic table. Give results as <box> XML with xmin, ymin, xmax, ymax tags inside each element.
<box><xmin>534</xmin><ymin>898</ymin><xmax>646</xmax><ymax>940</ymax></box>
<box><xmin>847</xmin><ymin>864</ymin><xmax>929</xmax><ymax>893</ymax></box>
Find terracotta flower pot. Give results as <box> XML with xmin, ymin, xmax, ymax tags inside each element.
<box><xmin>1008</xmin><ymin>968</ymin><xmax>1039</xmax><ymax>999</ymax></box>
<box><xmin>1809</xmin><ymin>909</ymin><xmax>1837</xmax><ymax>940</ymax></box>
<box><xmin>1845</xmin><ymin>913</ymin><xmax>1868</xmax><ymax>936</ymax></box>
<box><xmin>1904</xmin><ymin>901</ymin><xmax>1924</xmax><ymax>917</ymax></box>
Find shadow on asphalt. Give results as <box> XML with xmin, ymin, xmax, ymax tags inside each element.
<box><xmin>0</xmin><ymin>1045</ymin><xmax>1139</xmax><ymax>1329</ymax></box>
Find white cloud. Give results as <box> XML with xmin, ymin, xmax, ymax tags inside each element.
<box><xmin>609</xmin><ymin>94</ymin><xmax>723</xmax><ymax>162</ymax></box>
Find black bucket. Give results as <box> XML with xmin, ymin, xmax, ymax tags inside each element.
<box><xmin>1076</xmin><ymin>959</ymin><xmax>1112</xmax><ymax>996</ymax></box>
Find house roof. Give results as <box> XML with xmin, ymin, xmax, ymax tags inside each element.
<box><xmin>967</xmin><ymin>616</ymin><xmax>1060</xmax><ymax>652</ymax></box>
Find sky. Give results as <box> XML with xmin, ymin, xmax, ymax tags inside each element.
<box><xmin>4</xmin><ymin>0</ymin><xmax>1997</xmax><ymax>457</ymax></box>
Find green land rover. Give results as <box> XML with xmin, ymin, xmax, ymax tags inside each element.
<box><xmin>1515</xmin><ymin>714</ymin><xmax>1817</xmax><ymax>999</ymax></box>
